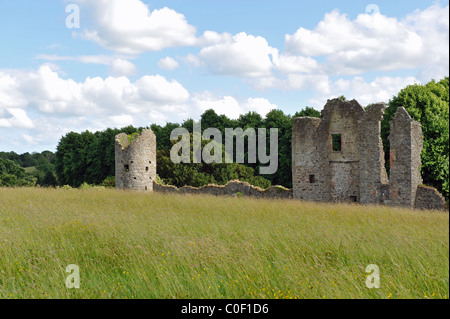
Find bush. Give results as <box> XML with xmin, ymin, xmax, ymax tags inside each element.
<box><xmin>0</xmin><ymin>158</ymin><xmax>36</xmax><ymax>187</ymax></box>
<box><xmin>155</xmin><ymin>174</ymin><xmax>165</xmax><ymax>185</ymax></box>
<box><xmin>101</xmin><ymin>176</ymin><xmax>116</xmax><ymax>188</ymax></box>
<box><xmin>78</xmin><ymin>182</ymin><xmax>92</xmax><ymax>189</ymax></box>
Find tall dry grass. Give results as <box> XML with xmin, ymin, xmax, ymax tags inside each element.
<box><xmin>0</xmin><ymin>187</ymin><xmax>448</xmax><ymax>299</ymax></box>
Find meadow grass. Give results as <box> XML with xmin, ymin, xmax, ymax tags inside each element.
<box><xmin>0</xmin><ymin>187</ymin><xmax>448</xmax><ymax>299</ymax></box>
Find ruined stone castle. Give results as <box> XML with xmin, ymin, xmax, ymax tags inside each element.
<box><xmin>115</xmin><ymin>98</ymin><xmax>447</xmax><ymax>210</ymax></box>
<box><xmin>292</xmin><ymin>98</ymin><xmax>428</xmax><ymax>207</ymax></box>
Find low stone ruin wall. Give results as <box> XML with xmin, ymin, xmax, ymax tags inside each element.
<box><xmin>153</xmin><ymin>180</ymin><xmax>448</xmax><ymax>211</ymax></box>
<box><xmin>414</xmin><ymin>185</ymin><xmax>448</xmax><ymax>211</ymax></box>
<box><xmin>153</xmin><ymin>180</ymin><xmax>292</xmax><ymax>199</ymax></box>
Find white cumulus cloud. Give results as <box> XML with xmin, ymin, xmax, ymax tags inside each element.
<box><xmin>0</xmin><ymin>108</ymin><xmax>34</xmax><ymax>129</ymax></box>
<box><xmin>0</xmin><ymin>65</ymin><xmax>192</xmax><ymax>130</ymax></box>
<box><xmin>192</xmin><ymin>91</ymin><xmax>277</xmax><ymax>119</ymax></box>
<box><xmin>284</xmin><ymin>5</ymin><xmax>449</xmax><ymax>78</ymax></box>
<box><xmin>73</xmin><ymin>0</ymin><xmax>198</xmax><ymax>54</ymax></box>
<box><xmin>36</xmin><ymin>54</ymin><xmax>137</xmax><ymax>77</ymax></box>
<box><xmin>306</xmin><ymin>76</ymin><xmax>420</xmax><ymax>109</ymax></box>
<box><xmin>196</xmin><ymin>32</ymin><xmax>278</xmax><ymax>78</ymax></box>
<box><xmin>158</xmin><ymin>57</ymin><xmax>179</xmax><ymax>71</ymax></box>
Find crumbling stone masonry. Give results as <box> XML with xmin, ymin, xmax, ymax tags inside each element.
<box><xmin>414</xmin><ymin>185</ymin><xmax>448</xmax><ymax>211</ymax></box>
<box><xmin>115</xmin><ymin>129</ymin><xmax>156</xmax><ymax>192</ymax></box>
<box><xmin>292</xmin><ymin>98</ymin><xmax>445</xmax><ymax>209</ymax></box>
<box><xmin>292</xmin><ymin>99</ymin><xmax>388</xmax><ymax>204</ymax></box>
<box><xmin>153</xmin><ymin>180</ymin><xmax>292</xmax><ymax>199</ymax></box>
<box><xmin>114</xmin><ymin>99</ymin><xmax>446</xmax><ymax>210</ymax></box>
<box><xmin>387</xmin><ymin>107</ymin><xmax>423</xmax><ymax>208</ymax></box>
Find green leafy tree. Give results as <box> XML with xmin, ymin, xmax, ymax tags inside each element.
<box><xmin>201</xmin><ymin>109</ymin><xmax>237</xmax><ymax>133</ymax></box>
<box><xmin>237</xmin><ymin>111</ymin><xmax>263</xmax><ymax>129</ymax></box>
<box><xmin>0</xmin><ymin>158</ymin><xmax>36</xmax><ymax>187</ymax></box>
<box><xmin>151</xmin><ymin>123</ymin><xmax>181</xmax><ymax>151</ymax></box>
<box><xmin>181</xmin><ymin>118</ymin><xmax>195</xmax><ymax>133</ymax></box>
<box><xmin>1</xmin><ymin>150</ymin><xmax>57</xmax><ymax>186</ymax></box>
<box><xmin>41</xmin><ymin>170</ymin><xmax>57</xmax><ymax>187</ymax></box>
<box><xmin>156</xmin><ymin>134</ymin><xmax>271</xmax><ymax>189</ymax></box>
<box><xmin>294</xmin><ymin>106</ymin><xmax>321</xmax><ymax>118</ymax></box>
<box><xmin>262</xmin><ymin>109</ymin><xmax>293</xmax><ymax>187</ymax></box>
<box><xmin>55</xmin><ymin>131</ymin><xmax>96</xmax><ymax>187</ymax></box>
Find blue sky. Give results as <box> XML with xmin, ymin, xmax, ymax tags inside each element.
<box><xmin>0</xmin><ymin>0</ymin><xmax>448</xmax><ymax>153</ymax></box>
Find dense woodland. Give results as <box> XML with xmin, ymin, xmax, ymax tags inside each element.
<box><xmin>1</xmin><ymin>77</ymin><xmax>448</xmax><ymax>200</ymax></box>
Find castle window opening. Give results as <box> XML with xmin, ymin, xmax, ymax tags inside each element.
<box><xmin>332</xmin><ymin>134</ymin><xmax>342</xmax><ymax>152</ymax></box>
<box><xmin>146</xmin><ymin>167</ymin><xmax>149</xmax><ymax>172</ymax></box>
<box><xmin>124</xmin><ymin>164</ymin><xmax>129</xmax><ymax>171</ymax></box>
<box><xmin>309</xmin><ymin>174</ymin><xmax>316</xmax><ymax>183</ymax></box>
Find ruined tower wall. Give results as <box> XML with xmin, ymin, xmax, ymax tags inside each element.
<box><xmin>292</xmin><ymin>117</ymin><xmax>331</xmax><ymax>201</ymax></box>
<box><xmin>410</xmin><ymin>121</ymin><xmax>424</xmax><ymax>204</ymax></box>
<box><xmin>388</xmin><ymin>107</ymin><xmax>423</xmax><ymax>208</ymax></box>
<box><xmin>292</xmin><ymin>99</ymin><xmax>375</xmax><ymax>203</ymax></box>
<box><xmin>115</xmin><ymin>129</ymin><xmax>157</xmax><ymax>192</ymax></box>
<box><xmin>323</xmin><ymin>99</ymin><xmax>364</xmax><ymax>202</ymax></box>
<box><xmin>358</xmin><ymin>103</ymin><xmax>389</xmax><ymax>204</ymax></box>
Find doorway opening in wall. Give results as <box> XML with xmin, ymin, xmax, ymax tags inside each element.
<box><xmin>332</xmin><ymin>134</ymin><xmax>342</xmax><ymax>152</ymax></box>
<box><xmin>350</xmin><ymin>196</ymin><xmax>357</xmax><ymax>202</ymax></box>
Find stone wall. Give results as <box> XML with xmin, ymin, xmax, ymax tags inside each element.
<box><xmin>292</xmin><ymin>117</ymin><xmax>329</xmax><ymax>202</ymax></box>
<box><xmin>324</xmin><ymin>100</ymin><xmax>364</xmax><ymax>203</ymax></box>
<box><xmin>414</xmin><ymin>185</ymin><xmax>448</xmax><ymax>211</ymax></box>
<box><xmin>358</xmin><ymin>103</ymin><xmax>389</xmax><ymax>204</ymax></box>
<box><xmin>291</xmin><ymin>99</ymin><xmax>443</xmax><ymax>209</ymax></box>
<box><xmin>292</xmin><ymin>98</ymin><xmax>389</xmax><ymax>204</ymax></box>
<box><xmin>388</xmin><ymin>107</ymin><xmax>423</xmax><ymax>208</ymax></box>
<box><xmin>153</xmin><ymin>180</ymin><xmax>292</xmax><ymax>199</ymax></box>
<box><xmin>115</xmin><ymin>129</ymin><xmax>157</xmax><ymax>192</ymax></box>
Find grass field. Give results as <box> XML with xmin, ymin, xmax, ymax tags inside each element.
<box><xmin>0</xmin><ymin>187</ymin><xmax>448</xmax><ymax>299</ymax></box>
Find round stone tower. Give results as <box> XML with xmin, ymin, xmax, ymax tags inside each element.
<box><xmin>115</xmin><ymin>129</ymin><xmax>156</xmax><ymax>192</ymax></box>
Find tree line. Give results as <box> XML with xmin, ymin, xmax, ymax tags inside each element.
<box><xmin>1</xmin><ymin>78</ymin><xmax>448</xmax><ymax>200</ymax></box>
<box><xmin>0</xmin><ymin>151</ymin><xmax>56</xmax><ymax>187</ymax></box>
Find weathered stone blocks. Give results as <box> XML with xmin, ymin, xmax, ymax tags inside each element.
<box><xmin>388</xmin><ymin>107</ymin><xmax>423</xmax><ymax>208</ymax></box>
<box><xmin>414</xmin><ymin>185</ymin><xmax>448</xmax><ymax>211</ymax></box>
<box><xmin>152</xmin><ymin>180</ymin><xmax>293</xmax><ymax>199</ymax></box>
<box><xmin>115</xmin><ymin>129</ymin><xmax>156</xmax><ymax>192</ymax></box>
<box><xmin>292</xmin><ymin>98</ymin><xmax>444</xmax><ymax>210</ymax></box>
<box><xmin>113</xmin><ymin>99</ymin><xmax>446</xmax><ymax>210</ymax></box>
<box><xmin>292</xmin><ymin>98</ymin><xmax>389</xmax><ymax>205</ymax></box>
